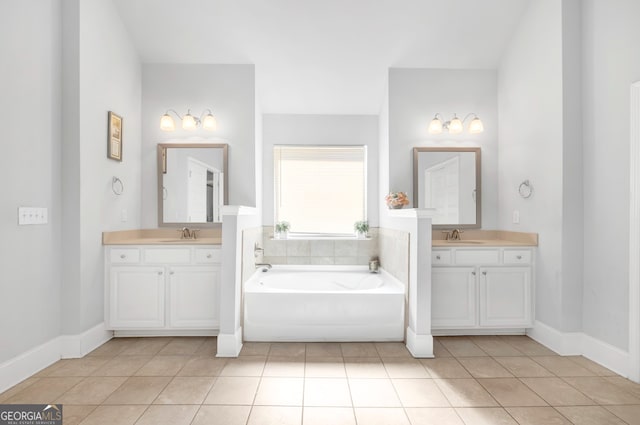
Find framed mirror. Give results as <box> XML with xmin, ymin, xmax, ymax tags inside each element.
<box><xmin>157</xmin><ymin>143</ymin><xmax>228</xmax><ymax>227</ymax></box>
<box><xmin>413</xmin><ymin>147</ymin><xmax>481</xmax><ymax>229</ymax></box>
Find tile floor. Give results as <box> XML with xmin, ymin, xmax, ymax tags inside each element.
<box><xmin>1</xmin><ymin>336</ymin><xmax>640</xmax><ymax>424</ymax></box>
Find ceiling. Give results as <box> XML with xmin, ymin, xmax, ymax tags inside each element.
<box><xmin>113</xmin><ymin>0</ymin><xmax>530</xmax><ymax>114</ymax></box>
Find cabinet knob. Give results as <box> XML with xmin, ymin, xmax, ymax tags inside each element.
<box><xmin>170</xmin><ymin>271</ymin><xmax>174</xmax><ymax>275</ymax></box>
<box><xmin>436</xmin><ymin>255</ymin><xmax>441</xmax><ymax>260</ymax></box>
<box><xmin>206</xmin><ymin>254</ymin><xmax>212</xmax><ymax>259</ymax></box>
<box><xmin>471</xmin><ymin>271</ymin><xmax>476</xmax><ymax>276</ymax></box>
<box><xmin>158</xmin><ymin>271</ymin><xmax>163</xmax><ymax>276</ymax></box>
<box><xmin>517</xmin><ymin>255</ymin><xmax>523</xmax><ymax>260</ymax></box>
<box><xmin>482</xmin><ymin>271</ymin><xmax>487</xmax><ymax>276</ymax></box>
<box><xmin>120</xmin><ymin>254</ymin><xmax>126</xmax><ymax>259</ymax></box>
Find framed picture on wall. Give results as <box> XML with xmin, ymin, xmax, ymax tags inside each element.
<box><xmin>107</xmin><ymin>111</ymin><xmax>123</xmax><ymax>161</ymax></box>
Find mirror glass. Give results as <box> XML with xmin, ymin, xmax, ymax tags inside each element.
<box><xmin>158</xmin><ymin>143</ymin><xmax>228</xmax><ymax>226</ymax></box>
<box><xmin>413</xmin><ymin>147</ymin><xmax>481</xmax><ymax>228</ymax></box>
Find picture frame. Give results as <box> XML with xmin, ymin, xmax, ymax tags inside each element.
<box><xmin>107</xmin><ymin>111</ymin><xmax>123</xmax><ymax>161</ymax></box>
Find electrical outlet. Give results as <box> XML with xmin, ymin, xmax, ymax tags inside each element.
<box><xmin>512</xmin><ymin>210</ymin><xmax>520</xmax><ymax>224</ymax></box>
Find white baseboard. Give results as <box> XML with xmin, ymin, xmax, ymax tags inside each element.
<box><xmin>0</xmin><ymin>322</ymin><xmax>113</xmax><ymax>394</ymax></box>
<box><xmin>114</xmin><ymin>329</ymin><xmax>217</xmax><ymax>337</ymax></box>
<box><xmin>406</xmin><ymin>327</ymin><xmax>434</xmax><ymax>358</ymax></box>
<box><xmin>527</xmin><ymin>320</ymin><xmax>630</xmax><ymax>378</ymax></box>
<box><xmin>217</xmin><ymin>327</ymin><xmax>243</xmax><ymax>357</ymax></box>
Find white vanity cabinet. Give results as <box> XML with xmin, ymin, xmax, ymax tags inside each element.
<box><xmin>105</xmin><ymin>245</ymin><xmax>221</xmax><ymax>334</ymax></box>
<box><xmin>431</xmin><ymin>247</ymin><xmax>534</xmax><ymax>332</ymax></box>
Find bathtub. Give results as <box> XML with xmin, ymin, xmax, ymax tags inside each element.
<box><xmin>243</xmin><ymin>266</ymin><xmax>405</xmax><ymax>342</ymax></box>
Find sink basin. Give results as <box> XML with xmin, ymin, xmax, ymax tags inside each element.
<box><xmin>446</xmin><ymin>240</ymin><xmax>486</xmax><ymax>244</ymax></box>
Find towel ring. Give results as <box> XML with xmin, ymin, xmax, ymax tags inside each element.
<box><xmin>112</xmin><ymin>176</ymin><xmax>124</xmax><ymax>196</ymax></box>
<box><xmin>519</xmin><ymin>180</ymin><xmax>532</xmax><ymax>199</ymax></box>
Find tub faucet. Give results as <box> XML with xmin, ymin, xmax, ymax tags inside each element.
<box><xmin>255</xmin><ymin>263</ymin><xmax>272</xmax><ymax>272</ymax></box>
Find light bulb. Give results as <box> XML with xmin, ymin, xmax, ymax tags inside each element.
<box><xmin>469</xmin><ymin>116</ymin><xmax>484</xmax><ymax>134</ymax></box>
<box><xmin>160</xmin><ymin>113</ymin><xmax>175</xmax><ymax>131</ymax></box>
<box><xmin>182</xmin><ymin>112</ymin><xmax>197</xmax><ymax>130</ymax></box>
<box><xmin>202</xmin><ymin>113</ymin><xmax>217</xmax><ymax>131</ymax></box>
<box><xmin>448</xmin><ymin>116</ymin><xmax>463</xmax><ymax>134</ymax></box>
<box><xmin>428</xmin><ymin>117</ymin><xmax>443</xmax><ymax>134</ymax></box>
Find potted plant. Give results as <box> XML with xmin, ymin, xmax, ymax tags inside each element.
<box><xmin>275</xmin><ymin>221</ymin><xmax>290</xmax><ymax>239</ymax></box>
<box><xmin>354</xmin><ymin>220</ymin><xmax>369</xmax><ymax>239</ymax></box>
<box><xmin>385</xmin><ymin>191</ymin><xmax>410</xmax><ymax>209</ymax></box>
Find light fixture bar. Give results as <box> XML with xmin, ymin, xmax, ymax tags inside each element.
<box><xmin>428</xmin><ymin>112</ymin><xmax>484</xmax><ymax>135</ymax></box>
<box><xmin>159</xmin><ymin>108</ymin><xmax>218</xmax><ymax>132</ymax></box>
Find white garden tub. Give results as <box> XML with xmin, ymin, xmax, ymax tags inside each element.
<box><xmin>243</xmin><ymin>266</ymin><xmax>405</xmax><ymax>342</ymax></box>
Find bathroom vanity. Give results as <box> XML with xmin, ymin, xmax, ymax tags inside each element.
<box><xmin>103</xmin><ymin>230</ymin><xmax>222</xmax><ymax>336</ymax></box>
<box><xmin>431</xmin><ymin>231</ymin><xmax>537</xmax><ymax>334</ymax></box>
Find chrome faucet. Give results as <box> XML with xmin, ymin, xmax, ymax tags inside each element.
<box><xmin>178</xmin><ymin>227</ymin><xmax>199</xmax><ymax>240</ymax></box>
<box><xmin>255</xmin><ymin>263</ymin><xmax>272</xmax><ymax>271</ymax></box>
<box><xmin>442</xmin><ymin>229</ymin><xmax>463</xmax><ymax>241</ymax></box>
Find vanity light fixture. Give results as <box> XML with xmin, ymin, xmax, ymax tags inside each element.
<box><xmin>428</xmin><ymin>113</ymin><xmax>484</xmax><ymax>135</ymax></box>
<box><xmin>160</xmin><ymin>109</ymin><xmax>218</xmax><ymax>132</ymax></box>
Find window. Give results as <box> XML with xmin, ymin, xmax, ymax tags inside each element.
<box><xmin>274</xmin><ymin>146</ymin><xmax>366</xmax><ymax>235</ymax></box>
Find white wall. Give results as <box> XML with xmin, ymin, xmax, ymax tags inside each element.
<box><xmin>141</xmin><ymin>64</ymin><xmax>256</xmax><ymax>228</ymax></box>
<box><xmin>262</xmin><ymin>114</ymin><xmax>379</xmax><ymax>226</ymax></box>
<box><xmin>388</xmin><ymin>68</ymin><xmax>499</xmax><ymax>229</ymax></box>
<box><xmin>581</xmin><ymin>0</ymin><xmax>640</xmax><ymax>350</ymax></box>
<box><xmin>0</xmin><ymin>0</ymin><xmax>62</xmax><ymax>363</ymax></box>
<box><xmin>62</xmin><ymin>0</ymin><xmax>142</xmax><ymax>334</ymax></box>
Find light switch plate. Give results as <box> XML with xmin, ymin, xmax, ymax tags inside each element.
<box><xmin>18</xmin><ymin>207</ymin><xmax>48</xmax><ymax>225</ymax></box>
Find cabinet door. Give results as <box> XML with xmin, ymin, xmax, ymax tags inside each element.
<box><xmin>109</xmin><ymin>266</ymin><xmax>165</xmax><ymax>328</ymax></box>
<box><xmin>168</xmin><ymin>266</ymin><xmax>220</xmax><ymax>328</ymax></box>
<box><xmin>432</xmin><ymin>267</ymin><xmax>477</xmax><ymax>328</ymax></box>
<box><xmin>479</xmin><ymin>267</ymin><xmax>532</xmax><ymax>327</ymax></box>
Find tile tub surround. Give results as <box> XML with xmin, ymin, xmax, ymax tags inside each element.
<box><xmin>432</xmin><ymin>230</ymin><xmax>538</xmax><ymax>247</ymax></box>
<box><xmin>378</xmin><ymin>228</ymin><xmax>410</xmax><ymax>288</ymax></box>
<box><xmin>1</xmin><ymin>335</ymin><xmax>639</xmax><ymax>425</ymax></box>
<box><xmin>103</xmin><ymin>228</ymin><xmax>222</xmax><ymax>245</ymax></box>
<box><xmin>261</xmin><ymin>227</ymin><xmax>379</xmax><ymax>266</ymax></box>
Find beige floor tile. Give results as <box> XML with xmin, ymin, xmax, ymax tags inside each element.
<box><xmin>305</xmin><ymin>357</ymin><xmax>346</xmax><ymax>378</ymax></box>
<box><xmin>254</xmin><ymin>377</ymin><xmax>304</xmax><ymax>406</ymax></box>
<box><xmin>86</xmin><ymin>338</ymin><xmax>132</xmax><ymax>357</ymax></box>
<box><xmin>493</xmin><ymin>357</ymin><xmax>554</xmax><ymax>377</ymax></box>
<box><xmin>606</xmin><ymin>376</ymin><xmax>640</xmax><ymax>398</ymax></box>
<box><xmin>502</xmin><ymin>337</ymin><xmax>558</xmax><ymax>356</ymax></box>
<box><xmin>349</xmin><ymin>378</ymin><xmax>401</xmax><ymax>407</ymax></box>
<box><xmin>61</xmin><ymin>405</ymin><xmax>97</xmax><ymax>425</ymax></box>
<box><xmin>469</xmin><ymin>337</ymin><xmax>524</xmax><ymax>357</ymax></box>
<box><xmin>605</xmin><ymin>405</ymin><xmax>640</xmax><ymax>425</ymax></box>
<box><xmin>120</xmin><ymin>337</ymin><xmax>173</xmax><ymax>355</ymax></box>
<box><xmin>157</xmin><ymin>337</ymin><xmax>205</xmax><ymax>355</ymax></box>
<box><xmin>203</xmin><ymin>376</ymin><xmax>260</xmax><ymax>405</ymax></box>
<box><xmin>434</xmin><ymin>379</ymin><xmax>499</xmax><ymax>407</ymax></box>
<box><xmin>191</xmin><ymin>405</ymin><xmax>251</xmax><ymax>425</ymax></box>
<box><xmin>220</xmin><ymin>356</ymin><xmax>266</xmax><ymax>377</ymax></box>
<box><xmin>154</xmin><ymin>377</ymin><xmax>215</xmax><ymax>404</ymax></box>
<box><xmin>563</xmin><ymin>376</ymin><xmax>640</xmax><ymax>405</ymax></box>
<box><xmin>247</xmin><ymin>406</ymin><xmax>302</xmax><ymax>425</ymax></box>
<box><xmin>433</xmin><ymin>340</ymin><xmax>454</xmax><ymax>358</ymax></box>
<box><xmin>134</xmin><ymin>404</ymin><xmax>199</xmax><ymax>425</ymax></box>
<box><xmin>240</xmin><ymin>342</ymin><xmax>271</xmax><ymax>356</ymax></box>
<box><xmin>304</xmin><ymin>378</ymin><xmax>352</xmax><ymax>407</ymax></box>
<box><xmin>438</xmin><ymin>338</ymin><xmax>488</xmax><ymax>357</ymax></box>
<box><xmin>193</xmin><ymin>337</ymin><xmax>218</xmax><ymax>356</ymax></box>
<box><xmin>303</xmin><ymin>407</ymin><xmax>356</xmax><ymax>425</ymax></box>
<box><xmin>531</xmin><ymin>356</ymin><xmax>597</xmax><ymax>377</ymax></box>
<box><xmin>392</xmin><ymin>379</ymin><xmax>450</xmax><ymax>407</ymax></box>
<box><xmin>566</xmin><ymin>356</ymin><xmax>617</xmax><ymax>376</ymax></box>
<box><xmin>420</xmin><ymin>358</ymin><xmax>472</xmax><ymax>378</ymax></box>
<box><xmin>34</xmin><ymin>360</ymin><xmax>70</xmax><ymax>377</ymax></box>
<box><xmin>57</xmin><ymin>377</ymin><xmax>127</xmax><ymax>404</ymax></box>
<box><xmin>306</xmin><ymin>342</ymin><xmax>343</xmax><ymax>357</ymax></box>
<box><xmin>134</xmin><ymin>355</ymin><xmax>188</xmax><ymax>376</ymax></box>
<box><xmin>354</xmin><ymin>407</ymin><xmax>410</xmax><ymax>425</ymax></box>
<box><xmin>375</xmin><ymin>342</ymin><xmax>412</xmax><ymax>358</ymax></box>
<box><xmin>263</xmin><ymin>357</ymin><xmax>305</xmax><ymax>377</ymax></box>
<box><xmin>457</xmin><ymin>358</ymin><xmax>513</xmax><ymax>378</ymax></box>
<box><xmin>476</xmin><ymin>378</ymin><xmax>547</xmax><ymax>407</ymax></box>
<box><xmin>78</xmin><ymin>405</ymin><xmax>146</xmax><ymax>425</ymax></box>
<box><xmin>520</xmin><ymin>377</ymin><xmax>595</xmax><ymax>406</ymax></box>
<box><xmin>345</xmin><ymin>358</ymin><xmax>388</xmax><ymax>378</ymax></box>
<box><xmin>91</xmin><ymin>355</ymin><xmax>151</xmax><ymax>376</ymax></box>
<box><xmin>506</xmin><ymin>407</ymin><xmax>572</xmax><ymax>425</ymax></box>
<box><xmin>405</xmin><ymin>407</ymin><xmax>464</xmax><ymax>425</ymax></box>
<box><xmin>557</xmin><ymin>406</ymin><xmax>627</xmax><ymax>425</ymax></box>
<box><xmin>103</xmin><ymin>376</ymin><xmax>170</xmax><ymax>404</ymax></box>
<box><xmin>47</xmin><ymin>356</ymin><xmax>111</xmax><ymax>376</ymax></box>
<box><xmin>455</xmin><ymin>407</ymin><xmax>518</xmax><ymax>425</ymax></box>
<box><xmin>0</xmin><ymin>377</ymin><xmax>40</xmax><ymax>402</ymax></box>
<box><xmin>383</xmin><ymin>358</ymin><xmax>430</xmax><ymax>378</ymax></box>
<box><xmin>178</xmin><ymin>356</ymin><xmax>228</xmax><ymax>376</ymax></box>
<box><xmin>341</xmin><ymin>342</ymin><xmax>379</xmax><ymax>357</ymax></box>
<box><xmin>269</xmin><ymin>343</ymin><xmax>306</xmax><ymax>358</ymax></box>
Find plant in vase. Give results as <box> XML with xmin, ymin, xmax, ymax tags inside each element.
<box><xmin>275</xmin><ymin>221</ymin><xmax>290</xmax><ymax>239</ymax></box>
<box><xmin>385</xmin><ymin>192</ymin><xmax>410</xmax><ymax>209</ymax></box>
<box><xmin>354</xmin><ymin>220</ymin><xmax>369</xmax><ymax>239</ymax></box>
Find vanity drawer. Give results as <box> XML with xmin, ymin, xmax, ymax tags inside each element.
<box><xmin>195</xmin><ymin>248</ymin><xmax>221</xmax><ymax>264</ymax></box>
<box><xmin>454</xmin><ymin>249</ymin><xmax>500</xmax><ymax>265</ymax></box>
<box><xmin>110</xmin><ymin>248</ymin><xmax>140</xmax><ymax>264</ymax></box>
<box><xmin>144</xmin><ymin>248</ymin><xmax>191</xmax><ymax>264</ymax></box>
<box><xmin>432</xmin><ymin>250</ymin><xmax>452</xmax><ymax>265</ymax></box>
<box><xmin>503</xmin><ymin>249</ymin><xmax>532</xmax><ymax>264</ymax></box>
